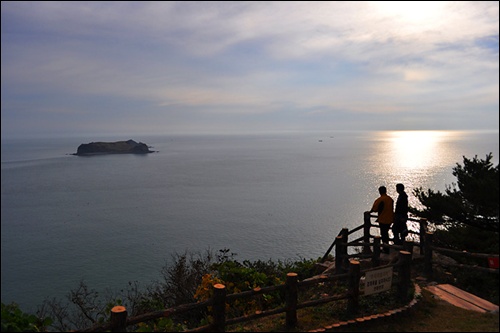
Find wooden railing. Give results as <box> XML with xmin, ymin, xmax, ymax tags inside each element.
<box><xmin>77</xmin><ymin>213</ymin><xmax>498</xmax><ymax>332</ymax></box>
<box><xmin>322</xmin><ymin>212</ymin><xmax>498</xmax><ymax>278</ymax></box>
<box><xmin>79</xmin><ymin>252</ymin><xmax>413</xmax><ymax>332</ymax></box>
<box><xmin>321</xmin><ymin>212</ymin><xmax>428</xmax><ymax>263</ymax></box>
<box><xmin>423</xmin><ymin>232</ymin><xmax>499</xmax><ymax>278</ymax></box>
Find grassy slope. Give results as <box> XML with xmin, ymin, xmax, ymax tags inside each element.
<box><xmin>227</xmin><ymin>288</ymin><xmax>499</xmax><ymax>332</ymax></box>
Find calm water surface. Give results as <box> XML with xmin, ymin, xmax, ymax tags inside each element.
<box><xmin>1</xmin><ymin>130</ymin><xmax>498</xmax><ymax>312</ymax></box>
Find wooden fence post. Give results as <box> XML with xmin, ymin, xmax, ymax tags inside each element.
<box><xmin>419</xmin><ymin>218</ymin><xmax>428</xmax><ymax>254</ymax></box>
<box><xmin>397</xmin><ymin>251</ymin><xmax>412</xmax><ymax>302</ymax></box>
<box><xmin>285</xmin><ymin>272</ymin><xmax>298</xmax><ymax>329</ymax></box>
<box><xmin>363</xmin><ymin>211</ymin><xmax>372</xmax><ymax>254</ymax></box>
<box><xmin>335</xmin><ymin>235</ymin><xmax>344</xmax><ymax>274</ymax></box>
<box><xmin>347</xmin><ymin>260</ymin><xmax>360</xmax><ymax>315</ymax></box>
<box><xmin>424</xmin><ymin>232</ymin><xmax>434</xmax><ymax>279</ymax></box>
<box><xmin>372</xmin><ymin>236</ymin><xmax>381</xmax><ymax>267</ymax></box>
<box><xmin>404</xmin><ymin>240</ymin><xmax>414</xmax><ymax>255</ymax></box>
<box><xmin>110</xmin><ymin>305</ymin><xmax>127</xmax><ymax>332</ymax></box>
<box><xmin>213</xmin><ymin>284</ymin><xmax>226</xmax><ymax>332</ymax></box>
<box><xmin>341</xmin><ymin>228</ymin><xmax>349</xmax><ymax>269</ymax></box>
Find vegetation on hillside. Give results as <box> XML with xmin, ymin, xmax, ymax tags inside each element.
<box><xmin>2</xmin><ymin>250</ymin><xmax>319</xmax><ymax>331</ymax></box>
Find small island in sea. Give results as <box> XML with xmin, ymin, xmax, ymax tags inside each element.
<box><xmin>73</xmin><ymin>139</ymin><xmax>155</xmax><ymax>156</ymax></box>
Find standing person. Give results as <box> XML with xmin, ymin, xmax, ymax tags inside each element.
<box><xmin>392</xmin><ymin>183</ymin><xmax>409</xmax><ymax>245</ymax></box>
<box><xmin>368</xmin><ymin>186</ymin><xmax>394</xmax><ymax>254</ymax></box>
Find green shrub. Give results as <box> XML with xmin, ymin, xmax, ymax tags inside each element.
<box><xmin>1</xmin><ymin>302</ymin><xmax>52</xmax><ymax>332</ymax></box>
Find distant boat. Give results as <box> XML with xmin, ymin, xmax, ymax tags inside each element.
<box><xmin>318</xmin><ymin>140</ymin><xmax>323</xmax><ymax>142</ymax></box>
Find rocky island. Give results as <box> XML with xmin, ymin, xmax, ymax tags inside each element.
<box><xmin>73</xmin><ymin>139</ymin><xmax>155</xmax><ymax>156</ymax></box>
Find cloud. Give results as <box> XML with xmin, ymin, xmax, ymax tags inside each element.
<box><xmin>1</xmin><ymin>1</ymin><xmax>498</xmax><ymax>138</ymax></box>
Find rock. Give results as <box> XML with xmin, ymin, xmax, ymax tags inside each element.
<box><xmin>74</xmin><ymin>139</ymin><xmax>155</xmax><ymax>156</ymax></box>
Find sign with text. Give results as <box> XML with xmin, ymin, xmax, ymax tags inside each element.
<box><xmin>363</xmin><ymin>267</ymin><xmax>393</xmax><ymax>296</ymax></box>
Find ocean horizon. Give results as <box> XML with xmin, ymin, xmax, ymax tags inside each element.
<box><xmin>1</xmin><ymin>129</ymin><xmax>498</xmax><ymax>312</ymax></box>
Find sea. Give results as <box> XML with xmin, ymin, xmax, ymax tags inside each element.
<box><xmin>1</xmin><ymin>130</ymin><xmax>498</xmax><ymax>313</ymax></box>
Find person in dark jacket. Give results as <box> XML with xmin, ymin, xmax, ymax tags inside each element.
<box><xmin>392</xmin><ymin>183</ymin><xmax>409</xmax><ymax>245</ymax></box>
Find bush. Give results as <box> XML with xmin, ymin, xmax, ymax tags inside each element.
<box><xmin>1</xmin><ymin>302</ymin><xmax>51</xmax><ymax>332</ymax></box>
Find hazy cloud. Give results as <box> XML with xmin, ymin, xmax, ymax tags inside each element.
<box><xmin>1</xmin><ymin>1</ymin><xmax>498</xmax><ymax>138</ymax></box>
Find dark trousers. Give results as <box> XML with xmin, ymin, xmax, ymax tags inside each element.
<box><xmin>392</xmin><ymin>214</ymin><xmax>408</xmax><ymax>245</ymax></box>
<box><xmin>379</xmin><ymin>223</ymin><xmax>391</xmax><ymax>253</ymax></box>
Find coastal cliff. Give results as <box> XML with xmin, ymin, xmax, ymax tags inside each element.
<box><xmin>74</xmin><ymin>139</ymin><xmax>154</xmax><ymax>156</ymax></box>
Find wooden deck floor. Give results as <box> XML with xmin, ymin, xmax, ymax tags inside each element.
<box><xmin>424</xmin><ymin>284</ymin><xmax>499</xmax><ymax>313</ymax></box>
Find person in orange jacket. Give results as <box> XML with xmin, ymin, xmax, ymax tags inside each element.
<box><xmin>368</xmin><ymin>186</ymin><xmax>394</xmax><ymax>254</ymax></box>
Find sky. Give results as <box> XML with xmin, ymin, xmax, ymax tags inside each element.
<box><xmin>1</xmin><ymin>1</ymin><xmax>499</xmax><ymax>139</ymax></box>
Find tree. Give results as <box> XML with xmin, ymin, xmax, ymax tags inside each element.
<box><xmin>410</xmin><ymin>153</ymin><xmax>499</xmax><ymax>232</ymax></box>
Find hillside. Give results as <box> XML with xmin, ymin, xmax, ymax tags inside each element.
<box><xmin>228</xmin><ymin>287</ymin><xmax>499</xmax><ymax>332</ymax></box>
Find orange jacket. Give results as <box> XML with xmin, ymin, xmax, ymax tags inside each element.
<box><xmin>370</xmin><ymin>194</ymin><xmax>394</xmax><ymax>225</ymax></box>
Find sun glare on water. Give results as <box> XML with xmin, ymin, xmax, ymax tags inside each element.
<box><xmin>388</xmin><ymin>130</ymin><xmax>452</xmax><ymax>170</ymax></box>
<box><xmin>373</xmin><ymin>130</ymin><xmax>464</xmax><ymax>212</ymax></box>
<box><xmin>390</xmin><ymin>131</ymin><xmax>441</xmax><ymax>169</ymax></box>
